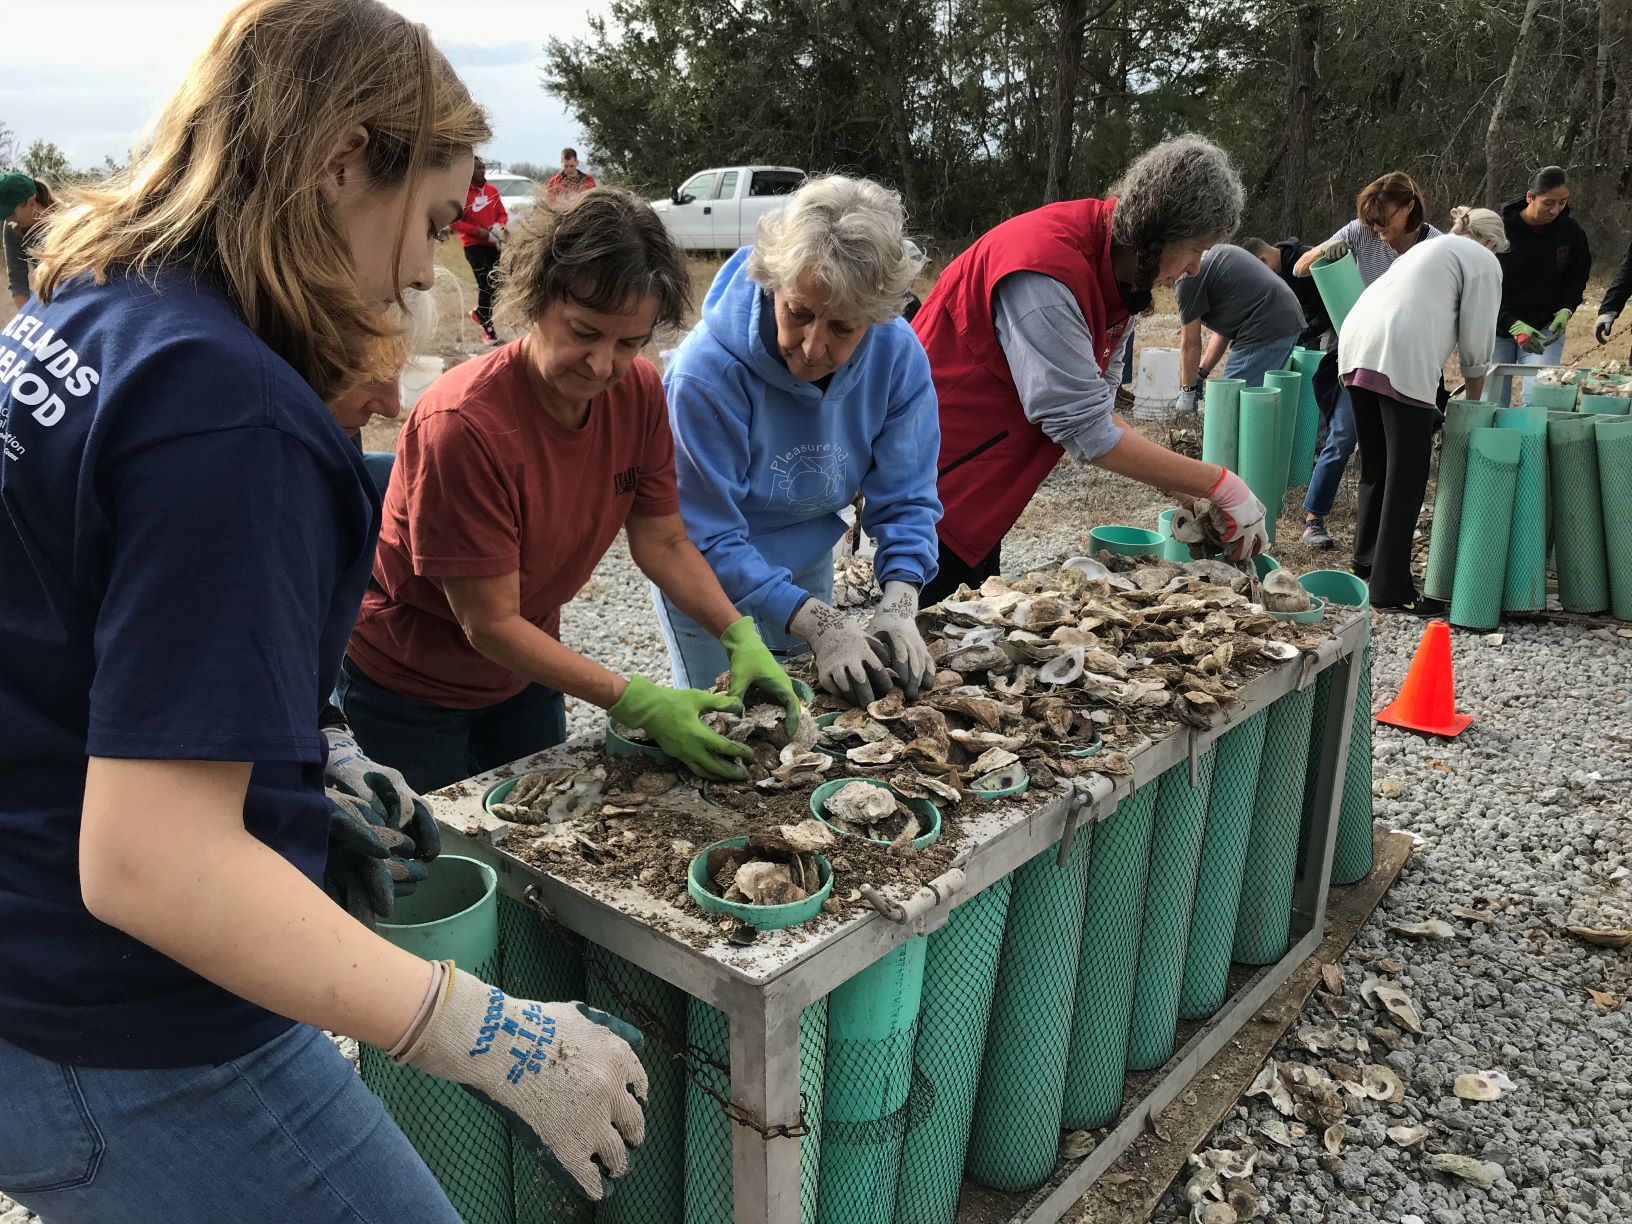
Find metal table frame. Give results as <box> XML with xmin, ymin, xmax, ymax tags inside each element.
<box><xmin>426</xmin><ymin>611</ymin><xmax>1367</xmax><ymax>1224</ymax></box>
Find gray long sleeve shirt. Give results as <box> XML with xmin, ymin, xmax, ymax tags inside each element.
<box><xmin>992</xmin><ymin>271</ymin><xmax>1128</xmax><ymax>463</ymax></box>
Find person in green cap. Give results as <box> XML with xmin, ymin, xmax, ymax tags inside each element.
<box><xmin>2</xmin><ymin>171</ymin><xmax>54</xmax><ymax>309</ymax></box>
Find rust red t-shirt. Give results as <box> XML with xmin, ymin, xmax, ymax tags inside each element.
<box><xmin>348</xmin><ymin>344</ymin><xmax>679</xmax><ymax>708</ymax></box>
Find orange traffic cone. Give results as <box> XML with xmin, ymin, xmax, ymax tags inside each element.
<box><xmin>1376</xmin><ymin>619</ymin><xmax>1472</xmax><ymax>737</ymax></box>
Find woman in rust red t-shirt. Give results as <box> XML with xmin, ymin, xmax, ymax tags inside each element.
<box><xmin>342</xmin><ymin>190</ymin><xmax>800</xmax><ymax>790</ymax></box>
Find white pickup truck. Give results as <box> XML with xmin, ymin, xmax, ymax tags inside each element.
<box><xmin>649</xmin><ymin>166</ymin><xmax>805</xmax><ymax>251</ymax></box>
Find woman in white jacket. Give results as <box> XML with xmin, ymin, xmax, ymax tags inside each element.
<box><xmin>1338</xmin><ymin>206</ymin><xmax>1507</xmax><ymax>613</ymax></box>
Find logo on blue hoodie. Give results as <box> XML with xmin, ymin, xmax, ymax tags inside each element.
<box><xmin>770</xmin><ymin>441</ymin><xmax>849</xmax><ymax>514</ymax></box>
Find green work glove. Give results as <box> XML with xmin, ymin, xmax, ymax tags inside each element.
<box><xmin>608</xmin><ymin>676</ymin><xmax>753</xmax><ymax>780</ymax></box>
<box><xmin>1549</xmin><ymin>308</ymin><xmax>1572</xmax><ymax>336</ymax></box>
<box><xmin>720</xmin><ymin>616</ymin><xmax>801</xmax><ymax>733</ymax></box>
<box><xmin>1509</xmin><ymin>320</ymin><xmax>1546</xmax><ymax>354</ymax></box>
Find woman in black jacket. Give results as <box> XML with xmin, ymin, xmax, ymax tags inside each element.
<box><xmin>1594</xmin><ymin>240</ymin><xmax>1632</xmax><ymax>355</ymax></box>
<box><xmin>1490</xmin><ymin>165</ymin><xmax>1591</xmax><ymax>406</ymax></box>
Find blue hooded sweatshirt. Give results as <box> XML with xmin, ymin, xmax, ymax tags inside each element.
<box><xmin>663</xmin><ymin>247</ymin><xmax>942</xmax><ymax>631</ymax></box>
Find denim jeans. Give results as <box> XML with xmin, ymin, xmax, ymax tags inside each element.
<box><xmin>1488</xmin><ymin>332</ymin><xmax>1566</xmax><ymax>407</ymax></box>
<box><xmin>654</xmin><ymin>551</ymin><xmax>834</xmax><ymax>690</ymax></box>
<box><xmin>1304</xmin><ymin>384</ymin><xmax>1358</xmax><ymax>517</ymax></box>
<box><xmin>337</xmin><ymin>657</ymin><xmax>566</xmax><ymax>793</ymax></box>
<box><xmin>361</xmin><ymin>450</ymin><xmax>396</xmax><ymax>501</ymax></box>
<box><xmin>0</xmin><ymin>1024</ymin><xmax>459</xmax><ymax>1224</ymax></box>
<box><xmin>1223</xmin><ymin>333</ymin><xmax>1299</xmax><ymax>389</ymax></box>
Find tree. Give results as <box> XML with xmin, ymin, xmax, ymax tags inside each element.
<box><xmin>23</xmin><ymin>139</ymin><xmax>70</xmax><ymax>184</ymax></box>
<box><xmin>506</xmin><ymin>160</ymin><xmax>555</xmax><ymax>183</ymax></box>
<box><xmin>1483</xmin><ymin>0</ymin><xmax>1545</xmax><ymax>206</ymax></box>
<box><xmin>0</xmin><ymin>123</ymin><xmax>17</xmax><ymax>170</ymax></box>
<box><xmin>1278</xmin><ymin>1</ymin><xmax>1321</xmax><ymax>236</ymax></box>
<box><xmin>1045</xmin><ymin>0</ymin><xmax>1091</xmax><ymax>203</ymax></box>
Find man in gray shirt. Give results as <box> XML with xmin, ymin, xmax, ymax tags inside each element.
<box><xmin>1176</xmin><ymin>244</ymin><xmax>1306</xmax><ymax>408</ymax></box>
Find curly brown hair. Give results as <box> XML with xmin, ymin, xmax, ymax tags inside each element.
<box><xmin>493</xmin><ymin>188</ymin><xmax>690</xmax><ymax>332</ymax></box>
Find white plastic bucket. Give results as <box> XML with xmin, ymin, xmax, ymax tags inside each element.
<box><xmin>398</xmin><ymin>354</ymin><xmax>445</xmax><ymax>411</ymax></box>
<box><xmin>1131</xmin><ymin>347</ymin><xmax>1184</xmax><ymax>421</ymax></box>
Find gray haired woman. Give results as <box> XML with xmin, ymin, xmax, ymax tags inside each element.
<box><xmin>657</xmin><ymin>174</ymin><xmax>944</xmax><ymax>707</ymax></box>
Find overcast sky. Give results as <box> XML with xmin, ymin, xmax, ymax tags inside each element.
<box><xmin>0</xmin><ymin>0</ymin><xmax>610</xmax><ymax>173</ymax></box>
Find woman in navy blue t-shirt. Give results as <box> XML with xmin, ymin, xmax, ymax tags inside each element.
<box><xmin>0</xmin><ymin>2</ymin><xmax>648</xmax><ymax>1219</ymax></box>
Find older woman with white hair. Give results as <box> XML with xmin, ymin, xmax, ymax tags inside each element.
<box><xmin>658</xmin><ymin>174</ymin><xmax>942</xmax><ymax>707</ymax></box>
<box><xmin>1340</xmin><ymin>205</ymin><xmax>1507</xmax><ymax>613</ymax></box>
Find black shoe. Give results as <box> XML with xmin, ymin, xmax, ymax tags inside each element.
<box><xmin>1374</xmin><ymin>593</ymin><xmax>1446</xmax><ymax>617</ymax></box>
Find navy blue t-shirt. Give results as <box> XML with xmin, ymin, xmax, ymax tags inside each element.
<box><xmin>0</xmin><ymin>270</ymin><xmax>379</xmax><ymax>1067</ymax></box>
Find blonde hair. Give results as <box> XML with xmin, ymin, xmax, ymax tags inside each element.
<box><xmin>747</xmin><ymin>175</ymin><xmax>924</xmax><ymax>324</ymax></box>
<box><xmin>33</xmin><ymin>0</ymin><xmax>489</xmax><ymax>401</ymax></box>
<box><xmin>1448</xmin><ymin>206</ymin><xmax>1509</xmax><ymax>252</ymax></box>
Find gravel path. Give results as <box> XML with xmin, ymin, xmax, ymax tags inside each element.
<box><xmin>5</xmin><ymin>452</ymin><xmax>1627</xmax><ymax>1224</ymax></box>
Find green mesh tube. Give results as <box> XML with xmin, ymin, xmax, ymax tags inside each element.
<box><xmin>1126</xmin><ymin>754</ymin><xmax>1218</xmax><ymax>1071</ymax></box>
<box><xmin>1423</xmin><ymin>402</ymin><xmax>1498</xmax><ymax>601</ymax></box>
<box><xmin>1233</xmin><ymin>685</ymin><xmax>1317</xmax><ymax>965</ymax></box>
<box><xmin>1524</xmin><ymin>381</ymin><xmax>1578</xmax><ymax>411</ymax></box>
<box><xmin>1237</xmin><ymin>387</ymin><xmax>1285</xmax><ymax>546</ymax></box>
<box><xmin>1495</xmin><ymin>406</ymin><xmax>1548</xmax><ymax>613</ymax></box>
<box><xmin>499</xmin><ymin>897</ymin><xmax>593</xmax><ymax>1224</ymax></box>
<box><xmin>1310</xmin><ymin>253</ymin><xmax>1364</xmax><ymax>332</ymax></box>
<box><xmin>1546</xmin><ymin>415</ymin><xmax>1610</xmax><ymax>614</ymax></box>
<box><xmin>817</xmin><ymin>938</ymin><xmax>929</xmax><ymax>1224</ymax></box>
<box><xmin>1178</xmin><ymin>712</ymin><xmax>1270</xmax><ymax>1019</ymax></box>
<box><xmin>584</xmin><ymin>950</ymin><xmax>686</xmax><ymax>1224</ymax></box>
<box><xmin>1201</xmin><ymin>378</ymin><xmax>1245</xmax><ymax>470</ymax></box>
<box><xmin>1598</xmin><ymin>417</ymin><xmax>1632</xmax><ymax>620</ymax></box>
<box><xmin>965</xmin><ymin>827</ymin><xmax>1096</xmax><ymax>1192</ymax></box>
<box><xmin>1295</xmin><ymin>572</ymin><xmax>1373</xmax><ymax>885</ymax></box>
<box><xmin>1060</xmin><ymin>786</ymin><xmax>1159</xmax><ymax>1128</ymax></box>
<box><xmin>361</xmin><ymin>858</ymin><xmax>513</xmax><ymax>1224</ymax></box>
<box><xmin>894</xmin><ymin>875</ymin><xmax>1016</xmax><ymax>1224</ymax></box>
<box><xmin>1287</xmin><ymin>348</ymin><xmax>1325</xmax><ymax>487</ymax></box>
<box><xmin>1263</xmin><ymin>369</ymin><xmax>1305</xmax><ymax>496</ymax></box>
<box><xmin>1580</xmin><ymin>393</ymin><xmax>1630</xmax><ymax>415</ymax></box>
<box><xmin>684</xmin><ymin>998</ymin><xmax>827</xmax><ymax>1224</ymax></box>
<box><xmin>1449</xmin><ymin>428</ymin><xmax>1523</xmax><ymax>630</ymax></box>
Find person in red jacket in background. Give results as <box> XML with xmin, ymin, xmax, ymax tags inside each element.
<box><xmin>546</xmin><ymin>148</ymin><xmax>597</xmax><ymax>197</ymax></box>
<box><xmin>914</xmin><ymin>135</ymin><xmax>1268</xmax><ymax>604</ymax></box>
<box><xmin>450</xmin><ymin>156</ymin><xmax>506</xmax><ymax>344</ymax></box>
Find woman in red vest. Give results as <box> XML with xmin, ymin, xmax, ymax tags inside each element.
<box><xmin>915</xmin><ymin>135</ymin><xmax>1267</xmax><ymax>602</ymax></box>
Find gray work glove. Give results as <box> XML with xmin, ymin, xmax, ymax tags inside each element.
<box><xmin>323</xmin><ymin>725</ymin><xmax>441</xmax><ymax>860</ymax></box>
<box><xmin>790</xmin><ymin>597</ymin><xmax>894</xmax><ymax>708</ymax></box>
<box><xmin>866</xmin><ymin>581</ymin><xmax>935</xmax><ymax>701</ymax></box>
<box><xmin>1319</xmin><ymin>237</ymin><xmax>1350</xmax><ymax>264</ymax></box>
<box><xmin>1596</xmin><ymin>313</ymin><xmax>1617</xmax><ymax>345</ymax></box>
<box><xmin>400</xmin><ymin>965</ymin><xmax>648</xmax><ymax>1202</ymax></box>
<box><xmin>323</xmin><ymin>788</ymin><xmax>427</xmax><ymax>926</ymax></box>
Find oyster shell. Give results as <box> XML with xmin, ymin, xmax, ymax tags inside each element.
<box><xmin>944</xmin><ymin>643</ymin><xmax>1013</xmax><ymax>673</ymax></box>
<box><xmin>846</xmin><ymin>737</ymin><xmax>903</xmax><ymax>765</ymax></box>
<box><xmin>889</xmin><ymin>769</ymin><xmax>963</xmax><ymax>805</ymax></box>
<box><xmin>1038</xmin><ymin>646</ymin><xmax>1086</xmax><ymax>685</ymax></box>
<box><xmin>822</xmin><ymin>780</ymin><xmax>895</xmax><ymax>823</ymax></box>
<box><xmin>972</xmin><ymin>763</ymin><xmax>1028</xmax><ymax>793</ymax></box>
<box><xmin>1261</xmin><ymin>568</ymin><xmax>1313</xmax><ymax>613</ymax></box>
<box><xmin>969</xmin><ymin>746</ymin><xmax>1021</xmax><ymax>775</ymax></box>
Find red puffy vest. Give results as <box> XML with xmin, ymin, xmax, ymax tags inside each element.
<box><xmin>913</xmin><ymin>198</ymin><xmax>1130</xmax><ymax>566</ymax></box>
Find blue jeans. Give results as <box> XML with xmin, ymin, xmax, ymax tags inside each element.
<box><xmin>654</xmin><ymin>552</ymin><xmax>834</xmax><ymax>690</ymax></box>
<box><xmin>1304</xmin><ymin>384</ymin><xmax>1358</xmax><ymax>517</ymax></box>
<box><xmin>1223</xmin><ymin>333</ymin><xmax>1298</xmax><ymax>388</ymax></box>
<box><xmin>337</xmin><ymin>657</ymin><xmax>566</xmax><ymax>793</ymax></box>
<box><xmin>0</xmin><ymin>1025</ymin><xmax>459</xmax><ymax>1224</ymax></box>
<box><xmin>362</xmin><ymin>450</ymin><xmax>396</xmax><ymax>500</ymax></box>
<box><xmin>1488</xmin><ymin>333</ymin><xmax>1565</xmax><ymax>407</ymax></box>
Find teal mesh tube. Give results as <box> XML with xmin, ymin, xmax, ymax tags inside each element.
<box><xmin>1449</xmin><ymin>429</ymin><xmax>1523</xmax><ymax>630</ymax></box>
<box><xmin>586</xmin><ymin>950</ymin><xmax>687</xmax><ymax>1224</ymax></box>
<box><xmin>965</xmin><ymin>827</ymin><xmax>1096</xmax><ymax>1192</ymax></box>
<box><xmin>1423</xmin><ymin>402</ymin><xmax>1497</xmax><ymax>600</ymax></box>
<box><xmin>1525</xmin><ymin>381</ymin><xmax>1578</xmax><ymax>410</ymax></box>
<box><xmin>1237</xmin><ymin>387</ymin><xmax>1285</xmax><ymax>545</ymax></box>
<box><xmin>1495</xmin><ymin>406</ymin><xmax>1548</xmax><ymax>613</ymax></box>
<box><xmin>1287</xmin><ymin>348</ymin><xmax>1325</xmax><ymax>486</ymax></box>
<box><xmin>1296</xmin><ymin>572</ymin><xmax>1373</xmax><ymax>885</ymax></box>
<box><xmin>1546</xmin><ymin>414</ymin><xmax>1609</xmax><ymax>614</ymax></box>
<box><xmin>817</xmin><ymin>938</ymin><xmax>929</xmax><ymax>1224</ymax></box>
<box><xmin>1178</xmin><ymin>710</ymin><xmax>1270</xmax><ymax>1019</ymax></box>
<box><xmin>499</xmin><ymin>897</ymin><xmax>593</xmax><ymax>1224</ymax></box>
<box><xmin>1126</xmin><ymin>754</ymin><xmax>1218</xmax><ymax>1070</ymax></box>
<box><xmin>1233</xmin><ymin>686</ymin><xmax>1318</xmax><ymax>965</ymax></box>
<box><xmin>361</xmin><ymin>858</ymin><xmax>513</xmax><ymax>1224</ymax></box>
<box><xmin>1202</xmin><ymin>378</ymin><xmax>1245</xmax><ymax>470</ymax></box>
<box><xmin>1263</xmin><ymin>369</ymin><xmax>1305</xmax><ymax>495</ymax></box>
<box><xmin>1060</xmin><ymin>786</ymin><xmax>1159</xmax><ymax>1128</ymax></box>
<box><xmin>1599</xmin><ymin>417</ymin><xmax>1632</xmax><ymax>620</ymax></box>
<box><xmin>684</xmin><ymin>998</ymin><xmax>827</xmax><ymax>1224</ymax></box>
<box><xmin>894</xmin><ymin>875</ymin><xmax>1016</xmax><ymax>1224</ymax></box>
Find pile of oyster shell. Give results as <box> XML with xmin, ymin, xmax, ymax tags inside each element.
<box><xmin>819</xmin><ymin>780</ymin><xmax>928</xmax><ymax>849</ymax></box>
<box><xmin>700</xmin><ymin>821</ymin><xmax>835</xmax><ymax>906</ymax></box>
<box><xmin>490</xmin><ymin>765</ymin><xmax>609</xmax><ymax>824</ymax></box>
<box><xmin>810</xmin><ymin>557</ymin><xmax>1303</xmax><ymax>792</ymax></box>
<box><xmin>699</xmin><ymin>701</ymin><xmax>834</xmax><ymax>791</ymax></box>
<box><xmin>833</xmin><ymin>553</ymin><xmax>881</xmax><ymax>608</ymax></box>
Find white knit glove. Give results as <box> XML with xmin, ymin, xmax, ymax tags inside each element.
<box><xmin>399</xmin><ymin>966</ymin><xmax>648</xmax><ymax>1202</ymax></box>
<box><xmin>790</xmin><ymin>597</ymin><xmax>894</xmax><ymax>708</ymax></box>
<box><xmin>866</xmin><ymin>581</ymin><xmax>934</xmax><ymax>700</ymax></box>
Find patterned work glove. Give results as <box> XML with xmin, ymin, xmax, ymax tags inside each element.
<box><xmin>323</xmin><ymin>788</ymin><xmax>428</xmax><ymax>926</ymax></box>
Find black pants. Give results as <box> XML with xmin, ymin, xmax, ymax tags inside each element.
<box><xmin>922</xmin><ymin>537</ymin><xmax>1002</xmax><ymax>606</ymax></box>
<box><xmin>1350</xmin><ymin>385</ymin><xmax>1436</xmax><ymax>606</ymax></box>
<box><xmin>464</xmin><ymin>243</ymin><xmax>500</xmax><ymax>334</ymax></box>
